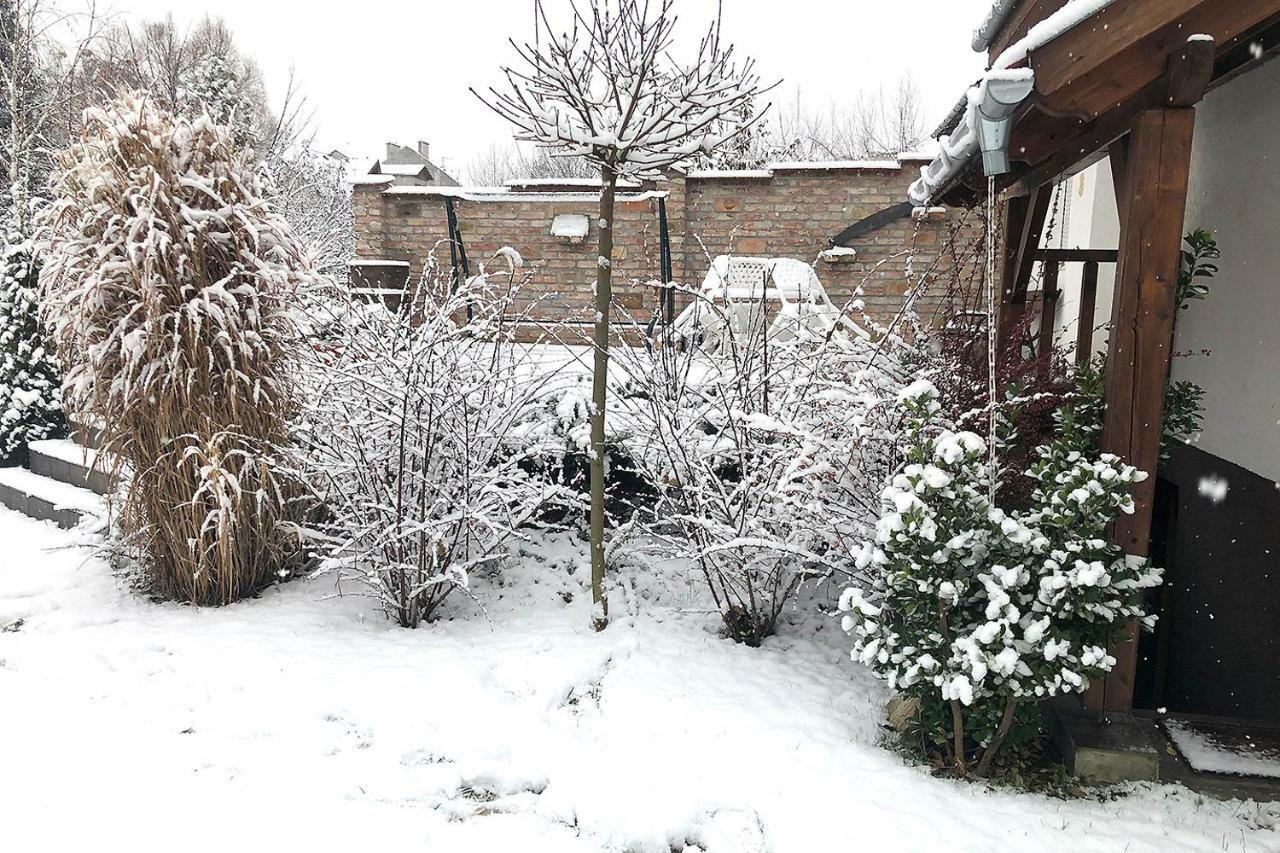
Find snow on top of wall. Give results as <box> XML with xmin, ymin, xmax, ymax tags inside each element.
<box><xmin>769</xmin><ymin>160</ymin><xmax>902</xmax><ymax>171</ymax></box>
<box><xmin>686</xmin><ymin>154</ymin><xmax>932</xmax><ymax>181</ymax></box>
<box><xmin>349</xmin><ymin>259</ymin><xmax>411</xmax><ymax>267</ymax></box>
<box><xmin>684</xmin><ymin>169</ymin><xmax>775</xmax><ymax>179</ymax></box>
<box><xmin>381</xmin><ymin>185</ymin><xmax>668</xmax><ymax>204</ymax></box>
<box><xmin>507</xmin><ymin>177</ymin><xmax>643</xmax><ymax>189</ymax></box>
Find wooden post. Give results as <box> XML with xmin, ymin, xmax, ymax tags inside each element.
<box><xmin>1075</xmin><ymin>261</ymin><xmax>1099</xmax><ymax>367</ymax></box>
<box><xmin>997</xmin><ymin>187</ymin><xmax>1053</xmax><ymax>361</ymax></box>
<box><xmin>1098</xmin><ymin>107</ymin><xmax>1197</xmax><ymax>713</ymax></box>
<box><xmin>1037</xmin><ymin>260</ymin><xmax>1060</xmax><ymax>379</ymax></box>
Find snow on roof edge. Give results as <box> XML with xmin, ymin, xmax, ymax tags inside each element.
<box><xmin>972</xmin><ymin>0</ymin><xmax>1020</xmax><ymax>53</ymax></box>
<box><xmin>912</xmin><ymin>0</ymin><xmax>1118</xmax><ymax>205</ymax></box>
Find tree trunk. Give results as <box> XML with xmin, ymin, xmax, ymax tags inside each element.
<box><xmin>976</xmin><ymin>696</ymin><xmax>1018</xmax><ymax>777</ymax></box>
<box><xmin>939</xmin><ymin>605</ymin><xmax>967</xmax><ymax>775</ymax></box>
<box><xmin>589</xmin><ymin>164</ymin><xmax>617</xmax><ymax>632</ymax></box>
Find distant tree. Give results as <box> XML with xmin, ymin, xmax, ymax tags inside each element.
<box><xmin>87</xmin><ymin>14</ymin><xmax>272</xmax><ymax>152</ymax></box>
<box><xmin>465</xmin><ymin>141</ymin><xmax>597</xmax><ymax>185</ymax></box>
<box><xmin>767</xmin><ymin>75</ymin><xmax>927</xmax><ymax>162</ymax></box>
<box><xmin>0</xmin><ymin>0</ymin><xmax>102</xmax><ymax>460</ymax></box>
<box><xmin>478</xmin><ymin>0</ymin><xmax>766</xmax><ymax>631</ymax></box>
<box><xmin>1</xmin><ymin>0</ymin><xmax>103</xmax><ymax>201</ymax></box>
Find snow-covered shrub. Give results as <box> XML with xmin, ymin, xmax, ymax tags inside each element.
<box><xmin>0</xmin><ymin>214</ymin><xmax>63</xmax><ymax>461</ymax></box>
<box><xmin>839</xmin><ymin>381</ymin><xmax>1162</xmax><ymax>775</ymax></box>
<box><xmin>38</xmin><ymin>95</ymin><xmax>309</xmax><ymax>605</ymax></box>
<box><xmin>296</xmin><ymin>267</ymin><xmax>563</xmax><ymax>628</ymax></box>
<box><xmin>618</xmin><ymin>310</ymin><xmax>900</xmax><ymax>646</ymax></box>
<box><xmin>509</xmin><ymin>370</ymin><xmax>656</xmax><ymax>522</ymax></box>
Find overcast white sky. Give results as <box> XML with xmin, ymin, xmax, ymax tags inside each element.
<box><xmin>106</xmin><ymin>0</ymin><xmax>991</xmax><ymax>176</ymax></box>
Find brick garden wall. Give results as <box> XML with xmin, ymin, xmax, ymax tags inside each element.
<box><xmin>351</xmin><ymin>158</ymin><xmax>981</xmax><ymax>331</ymax></box>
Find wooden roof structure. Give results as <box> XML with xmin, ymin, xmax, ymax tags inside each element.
<box><xmin>928</xmin><ymin>0</ymin><xmax>1280</xmax><ymax>715</ymax></box>
<box><xmin>933</xmin><ymin>0</ymin><xmax>1280</xmax><ymax>208</ymax></box>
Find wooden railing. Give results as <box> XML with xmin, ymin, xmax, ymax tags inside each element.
<box><xmin>1033</xmin><ymin>248</ymin><xmax>1118</xmax><ymax>371</ymax></box>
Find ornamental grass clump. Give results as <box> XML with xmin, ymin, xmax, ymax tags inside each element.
<box><xmin>38</xmin><ymin>94</ymin><xmax>309</xmax><ymax>605</ymax></box>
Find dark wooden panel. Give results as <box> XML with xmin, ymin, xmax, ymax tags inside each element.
<box><xmin>1148</xmin><ymin>444</ymin><xmax>1280</xmax><ymax>722</ymax></box>
<box><xmin>1035</xmin><ymin>248</ymin><xmax>1118</xmax><ymax>263</ymax></box>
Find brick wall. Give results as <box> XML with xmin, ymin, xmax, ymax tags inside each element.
<box><xmin>351</xmin><ymin>159</ymin><xmax>980</xmax><ymax>330</ymax></box>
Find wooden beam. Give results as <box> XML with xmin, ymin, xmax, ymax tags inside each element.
<box><xmin>936</xmin><ymin>6</ymin><xmax>1280</xmax><ymax>209</ymax></box>
<box><xmin>1111</xmin><ymin>135</ymin><xmax>1132</xmax><ymax>233</ymax></box>
<box><xmin>989</xmin><ymin>0</ymin><xmax>1073</xmax><ymax>64</ymax></box>
<box><xmin>1035</xmin><ymin>248</ymin><xmax>1118</xmax><ymax>264</ymax></box>
<box><xmin>830</xmin><ymin>202</ymin><xmax>914</xmax><ymax>247</ymax></box>
<box><xmin>1210</xmin><ymin>13</ymin><xmax>1280</xmax><ymax>91</ymax></box>
<box><xmin>1166</xmin><ymin>35</ymin><xmax>1217</xmax><ymax>106</ymax></box>
<box><xmin>1033</xmin><ymin>0</ymin><xmax>1280</xmax><ymax>120</ymax></box>
<box><xmin>1098</xmin><ymin>107</ymin><xmax>1197</xmax><ymax>714</ymax></box>
<box><xmin>1031</xmin><ymin>0</ymin><xmax>1201</xmax><ymax>106</ymax></box>
<box><xmin>996</xmin><ymin>186</ymin><xmax>1053</xmax><ymax>357</ymax></box>
<box><xmin>1037</xmin><ymin>260</ymin><xmax>1060</xmax><ymax>380</ymax></box>
<box><xmin>1076</xmin><ymin>261</ymin><xmax>1100</xmax><ymax>367</ymax></box>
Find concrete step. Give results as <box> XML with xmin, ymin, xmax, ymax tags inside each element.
<box><xmin>0</xmin><ymin>466</ymin><xmax>103</xmax><ymax>529</ymax></box>
<box><xmin>27</xmin><ymin>439</ymin><xmax>113</xmax><ymax>496</ymax></box>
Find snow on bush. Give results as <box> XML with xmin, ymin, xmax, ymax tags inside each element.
<box><xmin>0</xmin><ymin>213</ymin><xmax>63</xmax><ymax>461</ymax></box>
<box><xmin>617</xmin><ymin>307</ymin><xmax>902</xmax><ymax>645</ymax></box>
<box><xmin>296</xmin><ymin>266</ymin><xmax>565</xmax><ymax>628</ymax></box>
<box><xmin>839</xmin><ymin>381</ymin><xmax>1163</xmax><ymax>775</ymax></box>
<box><xmin>38</xmin><ymin>94</ymin><xmax>309</xmax><ymax>605</ymax></box>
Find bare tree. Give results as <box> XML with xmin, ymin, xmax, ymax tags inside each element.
<box><xmin>764</xmin><ymin>75</ymin><xmax>926</xmax><ymax>163</ymax></box>
<box><xmin>85</xmin><ymin>14</ymin><xmax>273</xmax><ymax>151</ymax></box>
<box><xmin>466</xmin><ymin>140</ymin><xmax>597</xmax><ymax>185</ymax></box>
<box><xmin>0</xmin><ymin>0</ymin><xmax>103</xmax><ymax>216</ymax></box>
<box><xmin>477</xmin><ymin>0</ymin><xmax>766</xmax><ymax>631</ymax></box>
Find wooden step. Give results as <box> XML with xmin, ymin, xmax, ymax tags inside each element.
<box><xmin>27</xmin><ymin>439</ymin><xmax>113</xmax><ymax>496</ymax></box>
<box><xmin>0</xmin><ymin>466</ymin><xmax>102</xmax><ymax>529</ymax></box>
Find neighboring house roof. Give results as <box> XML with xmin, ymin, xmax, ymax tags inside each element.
<box><xmin>367</xmin><ymin>141</ymin><xmax>460</xmax><ymax>188</ymax></box>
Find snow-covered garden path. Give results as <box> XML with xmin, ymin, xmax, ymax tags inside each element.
<box><xmin>0</xmin><ymin>508</ymin><xmax>1274</xmax><ymax>852</ymax></box>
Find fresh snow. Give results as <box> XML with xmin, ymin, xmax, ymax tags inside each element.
<box><xmin>990</xmin><ymin>0</ymin><xmax>1117</xmax><ymax>70</ymax></box>
<box><xmin>1</xmin><ymin>509</ymin><xmax>1277</xmax><ymax>851</ymax></box>
<box><xmin>381</xmin><ymin>186</ymin><xmax>668</xmax><ymax>204</ymax></box>
<box><xmin>27</xmin><ymin>437</ymin><xmax>98</xmax><ymax>470</ymax></box>
<box><xmin>1166</xmin><ymin>720</ymin><xmax>1280</xmax><ymax>780</ymax></box>
<box><xmin>0</xmin><ymin>467</ymin><xmax>101</xmax><ymax>513</ymax></box>
<box><xmin>972</xmin><ymin>0</ymin><xmax>1020</xmax><ymax>52</ymax></box>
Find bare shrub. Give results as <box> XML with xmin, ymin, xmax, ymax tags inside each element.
<box><xmin>296</xmin><ymin>262</ymin><xmax>564</xmax><ymax>627</ymax></box>
<box><xmin>615</xmin><ymin>289</ymin><xmax>902</xmax><ymax>644</ymax></box>
<box><xmin>38</xmin><ymin>94</ymin><xmax>309</xmax><ymax>605</ymax></box>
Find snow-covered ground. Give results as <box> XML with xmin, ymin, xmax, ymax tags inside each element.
<box><xmin>1</xmin><ymin>507</ymin><xmax>1276</xmax><ymax>852</ymax></box>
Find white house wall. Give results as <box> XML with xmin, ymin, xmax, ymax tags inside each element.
<box><xmin>1174</xmin><ymin>56</ymin><xmax>1280</xmax><ymax>483</ymax></box>
<box><xmin>1048</xmin><ymin>163</ymin><xmax>1119</xmax><ymax>359</ymax></box>
<box><xmin>1042</xmin><ymin>57</ymin><xmax>1280</xmax><ymax>483</ymax></box>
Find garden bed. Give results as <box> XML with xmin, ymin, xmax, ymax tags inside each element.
<box><xmin>0</xmin><ymin>509</ymin><xmax>1275</xmax><ymax>852</ymax></box>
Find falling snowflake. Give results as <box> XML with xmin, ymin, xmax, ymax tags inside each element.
<box><xmin>1197</xmin><ymin>474</ymin><xmax>1229</xmax><ymax>504</ymax></box>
